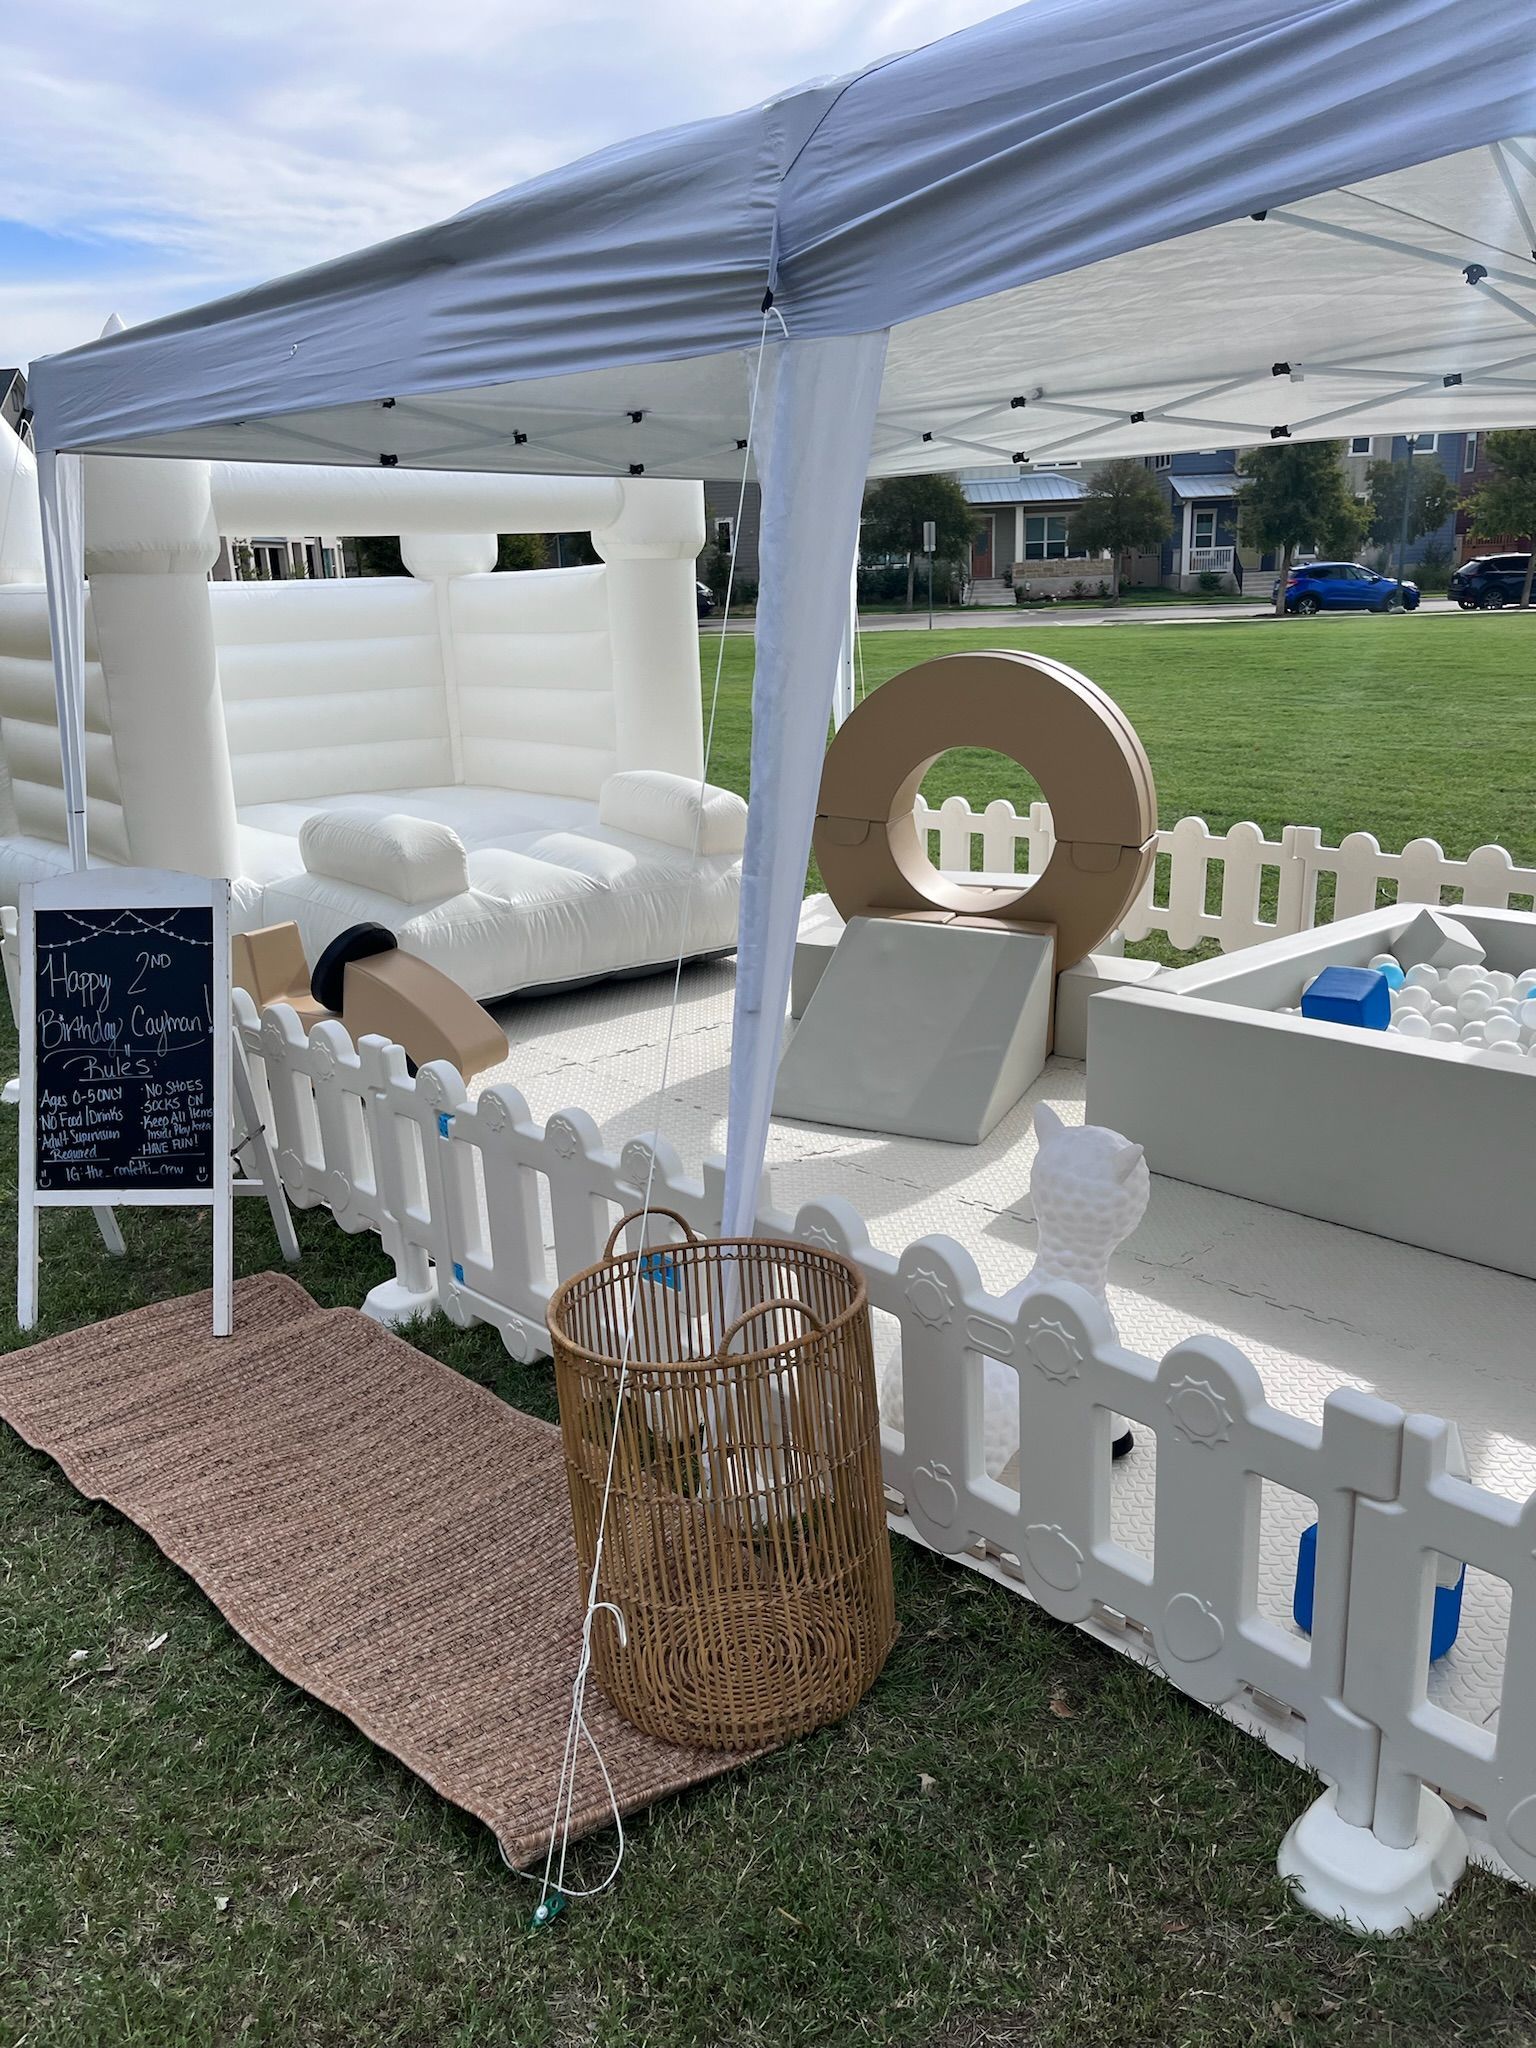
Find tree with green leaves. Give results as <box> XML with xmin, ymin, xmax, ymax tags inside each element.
<box><xmin>1365</xmin><ymin>455</ymin><xmax>1457</xmax><ymax>560</ymax></box>
<box><xmin>861</xmin><ymin>474</ymin><xmax>975</xmax><ymax>607</ymax></box>
<box><xmin>345</xmin><ymin>531</ymin><xmax>580</xmax><ymax>576</ymax></box>
<box><xmin>1236</xmin><ymin>441</ymin><xmax>1368</xmax><ymax>614</ymax></box>
<box><xmin>1464</xmin><ymin>428</ymin><xmax>1536</xmax><ymax>608</ymax></box>
<box><xmin>496</xmin><ymin>533</ymin><xmax>549</xmax><ymax>571</ymax></box>
<box><xmin>346</xmin><ymin>535</ymin><xmax>406</xmax><ymax>576</ymax></box>
<box><xmin>1065</xmin><ymin>459</ymin><xmax>1172</xmax><ymax>598</ymax></box>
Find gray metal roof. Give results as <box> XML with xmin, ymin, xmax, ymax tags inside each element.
<box><xmin>961</xmin><ymin>473</ymin><xmax>1083</xmax><ymax>505</ymax></box>
<box><xmin>1168</xmin><ymin>472</ymin><xmax>1240</xmax><ymax>500</ymax></box>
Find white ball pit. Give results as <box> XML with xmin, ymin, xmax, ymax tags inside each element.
<box><xmin>1089</xmin><ymin>905</ymin><xmax>1536</xmax><ymax>1280</ymax></box>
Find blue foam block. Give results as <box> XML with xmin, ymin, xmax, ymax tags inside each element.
<box><xmin>1294</xmin><ymin>1522</ymin><xmax>1464</xmax><ymax>1661</ymax></box>
<box><xmin>1301</xmin><ymin>964</ymin><xmax>1391</xmax><ymax>1031</ymax></box>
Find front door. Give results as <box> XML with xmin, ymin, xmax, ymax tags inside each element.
<box><xmin>972</xmin><ymin>517</ymin><xmax>994</xmax><ymax>580</ymax></box>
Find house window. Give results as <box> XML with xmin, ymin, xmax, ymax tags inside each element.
<box><xmin>1023</xmin><ymin>514</ymin><xmax>1079</xmax><ymax>559</ymax></box>
<box><xmin>1192</xmin><ymin>509</ymin><xmax>1217</xmax><ymax>550</ymax></box>
<box><xmin>1349</xmin><ymin>436</ymin><xmax>1372</xmax><ymax>455</ymax></box>
<box><xmin>1409</xmin><ymin>433</ymin><xmax>1438</xmax><ymax>454</ymax></box>
<box><xmin>1151</xmin><ymin>453</ymin><xmax>1172</xmax><ymax>470</ymax></box>
<box><xmin>714</xmin><ymin>517</ymin><xmax>735</xmax><ymax>554</ymax></box>
<box><xmin>1464</xmin><ymin>432</ymin><xmax>1479</xmax><ymax>472</ymax></box>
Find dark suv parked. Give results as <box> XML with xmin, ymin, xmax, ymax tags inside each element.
<box><xmin>1450</xmin><ymin>553</ymin><xmax>1533</xmax><ymax>608</ymax></box>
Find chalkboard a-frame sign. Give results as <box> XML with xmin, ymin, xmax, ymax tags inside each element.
<box><xmin>18</xmin><ymin>868</ymin><xmax>233</xmax><ymax>1335</ymax></box>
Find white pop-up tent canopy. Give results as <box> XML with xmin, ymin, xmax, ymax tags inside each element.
<box><xmin>26</xmin><ymin>0</ymin><xmax>1536</xmax><ymax>1229</ymax></box>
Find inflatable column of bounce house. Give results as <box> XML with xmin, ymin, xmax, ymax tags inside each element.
<box><xmin>0</xmin><ymin>409</ymin><xmax>745</xmax><ymax>1002</ymax></box>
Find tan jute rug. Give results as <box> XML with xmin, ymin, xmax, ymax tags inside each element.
<box><xmin>0</xmin><ymin>1271</ymin><xmax>757</xmax><ymax>1866</ymax></box>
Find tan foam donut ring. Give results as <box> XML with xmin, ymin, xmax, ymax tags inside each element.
<box><xmin>813</xmin><ymin>649</ymin><xmax>1157</xmax><ymax>971</ymax></box>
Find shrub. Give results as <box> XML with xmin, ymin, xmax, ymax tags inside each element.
<box><xmin>1197</xmin><ymin>570</ymin><xmax>1222</xmax><ymax>595</ymax></box>
<box><xmin>1414</xmin><ymin>538</ymin><xmax>1451</xmax><ymax>593</ymax></box>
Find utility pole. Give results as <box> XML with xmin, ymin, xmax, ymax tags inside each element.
<box><xmin>1396</xmin><ymin>433</ymin><xmax>1419</xmax><ymax>592</ymax></box>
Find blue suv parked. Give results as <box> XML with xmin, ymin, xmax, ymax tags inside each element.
<box><xmin>1272</xmin><ymin>561</ymin><xmax>1420</xmax><ymax>613</ymax></box>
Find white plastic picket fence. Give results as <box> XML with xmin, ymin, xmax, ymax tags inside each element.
<box><xmin>236</xmin><ymin>991</ymin><xmax>1536</xmax><ymax>1901</ymax></box>
<box><xmin>916</xmin><ymin>796</ymin><xmax>1536</xmax><ymax>956</ymax></box>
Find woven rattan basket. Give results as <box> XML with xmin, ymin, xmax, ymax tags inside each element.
<box><xmin>547</xmin><ymin>1210</ymin><xmax>897</xmax><ymax>1751</ymax></box>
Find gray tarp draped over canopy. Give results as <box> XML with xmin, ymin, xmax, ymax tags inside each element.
<box><xmin>23</xmin><ymin>0</ymin><xmax>1536</xmax><ymax>1230</ymax></box>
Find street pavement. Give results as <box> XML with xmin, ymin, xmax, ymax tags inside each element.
<box><xmin>712</xmin><ymin>597</ymin><xmax>1464</xmax><ymax>634</ymax></box>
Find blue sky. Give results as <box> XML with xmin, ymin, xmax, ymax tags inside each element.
<box><xmin>3</xmin><ymin>0</ymin><xmax>1001</xmax><ymax>371</ymax></box>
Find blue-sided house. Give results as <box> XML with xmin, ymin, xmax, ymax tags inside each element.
<box><xmin>1145</xmin><ymin>451</ymin><xmax>1266</xmax><ymax>594</ymax></box>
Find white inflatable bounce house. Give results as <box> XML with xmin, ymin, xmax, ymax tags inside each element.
<box><xmin>0</xmin><ymin>409</ymin><xmax>743</xmax><ymax>1001</ymax></box>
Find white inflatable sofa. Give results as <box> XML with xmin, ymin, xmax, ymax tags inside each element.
<box><xmin>0</xmin><ymin>421</ymin><xmax>745</xmax><ymax>1002</ymax></box>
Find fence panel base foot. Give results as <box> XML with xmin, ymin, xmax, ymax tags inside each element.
<box><xmin>1278</xmin><ymin>1785</ymin><xmax>1467</xmax><ymax>1934</ymax></box>
<box><xmin>362</xmin><ymin>1271</ymin><xmax>440</xmax><ymax>1329</ymax></box>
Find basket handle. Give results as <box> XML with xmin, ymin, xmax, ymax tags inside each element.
<box><xmin>712</xmin><ymin>1296</ymin><xmax>827</xmax><ymax>1362</ymax></box>
<box><xmin>603</xmin><ymin>1205</ymin><xmax>702</xmax><ymax>1263</ymax></box>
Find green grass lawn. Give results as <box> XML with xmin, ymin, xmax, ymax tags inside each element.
<box><xmin>703</xmin><ymin>611</ymin><xmax>1536</xmax><ymax>865</ymax></box>
<box><xmin>4</xmin><ymin>612</ymin><xmax>1536</xmax><ymax>2046</ymax></box>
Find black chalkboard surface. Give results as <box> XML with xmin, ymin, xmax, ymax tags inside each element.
<box><xmin>32</xmin><ymin>903</ymin><xmax>218</xmax><ymax>1194</ymax></box>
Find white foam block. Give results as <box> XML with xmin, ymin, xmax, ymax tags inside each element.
<box><xmin>1392</xmin><ymin>907</ymin><xmax>1485</xmax><ymax>972</ymax></box>
<box><xmin>774</xmin><ymin>916</ymin><xmax>1055</xmax><ymax>1143</ymax></box>
<box><xmin>791</xmin><ymin>893</ymin><xmax>847</xmax><ymax>1019</ymax></box>
<box><xmin>1054</xmin><ymin>952</ymin><xmax>1165</xmax><ymax>1060</ymax></box>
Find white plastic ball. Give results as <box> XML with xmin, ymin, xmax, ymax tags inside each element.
<box><xmin>1405</xmin><ymin>963</ymin><xmax>1440</xmax><ymax>990</ymax></box>
<box><xmin>1431</xmin><ymin>1005</ymin><xmax>1460</xmax><ymax>1029</ymax></box>
<box><xmin>1430</xmin><ymin>1020</ymin><xmax>1459</xmax><ymax>1042</ymax></box>
<box><xmin>1457</xmin><ymin>989</ymin><xmax>1493</xmax><ymax>1021</ymax></box>
<box><xmin>1459</xmin><ymin>1022</ymin><xmax>1487</xmax><ymax>1045</ymax></box>
<box><xmin>1396</xmin><ymin>985</ymin><xmax>1434</xmax><ymax>1015</ymax></box>
<box><xmin>1445</xmin><ymin>965</ymin><xmax>1483</xmax><ymax>996</ymax></box>
<box><xmin>1394</xmin><ymin>1010</ymin><xmax>1432</xmax><ymax>1039</ymax></box>
<box><xmin>1487</xmin><ymin>970</ymin><xmax>1516</xmax><ymax>997</ymax></box>
<box><xmin>1486</xmin><ymin>1014</ymin><xmax>1521</xmax><ymax>1045</ymax></box>
<box><xmin>1521</xmin><ymin>999</ymin><xmax>1536</xmax><ymax>1033</ymax></box>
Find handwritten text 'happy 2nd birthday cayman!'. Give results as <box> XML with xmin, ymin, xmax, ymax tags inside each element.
<box><xmin>32</xmin><ymin>906</ymin><xmax>217</xmax><ymax>1193</ymax></box>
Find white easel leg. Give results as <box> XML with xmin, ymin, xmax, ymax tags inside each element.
<box><xmin>232</xmin><ymin>1038</ymin><xmax>299</xmax><ymax>1262</ymax></box>
<box><xmin>94</xmin><ymin>1207</ymin><xmax>125</xmax><ymax>1255</ymax></box>
<box><xmin>17</xmin><ymin>1189</ymin><xmax>38</xmax><ymax>1331</ymax></box>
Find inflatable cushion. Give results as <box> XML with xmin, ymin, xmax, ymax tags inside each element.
<box><xmin>599</xmin><ymin>769</ymin><xmax>747</xmax><ymax>857</ymax></box>
<box><xmin>299</xmin><ymin>810</ymin><xmax>471</xmax><ymax>904</ymax></box>
<box><xmin>241</xmin><ymin>785</ymin><xmax>742</xmax><ymax>1002</ymax></box>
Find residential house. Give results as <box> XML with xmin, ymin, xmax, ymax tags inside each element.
<box><xmin>700</xmin><ymin>479</ymin><xmax>761</xmax><ymax>583</ymax></box>
<box><xmin>1343</xmin><ymin>431</ymin><xmax>1474</xmax><ymax>569</ymax></box>
<box><xmin>956</xmin><ymin>465</ymin><xmax>1102</xmax><ymax>600</ymax></box>
<box><xmin>218</xmin><ymin>535</ymin><xmax>347</xmax><ymax>581</ymax></box>
<box><xmin>959</xmin><ymin>452</ymin><xmax>1267</xmax><ymax>596</ymax></box>
<box><xmin>1143</xmin><ymin>452</ymin><xmax>1255</xmax><ymax>592</ymax></box>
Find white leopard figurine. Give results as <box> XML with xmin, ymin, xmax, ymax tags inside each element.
<box><xmin>880</xmin><ymin>1102</ymin><xmax>1150</xmax><ymax>1477</ymax></box>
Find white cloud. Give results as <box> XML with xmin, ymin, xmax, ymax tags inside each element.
<box><xmin>3</xmin><ymin>0</ymin><xmax>1004</xmax><ymax>368</ymax></box>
